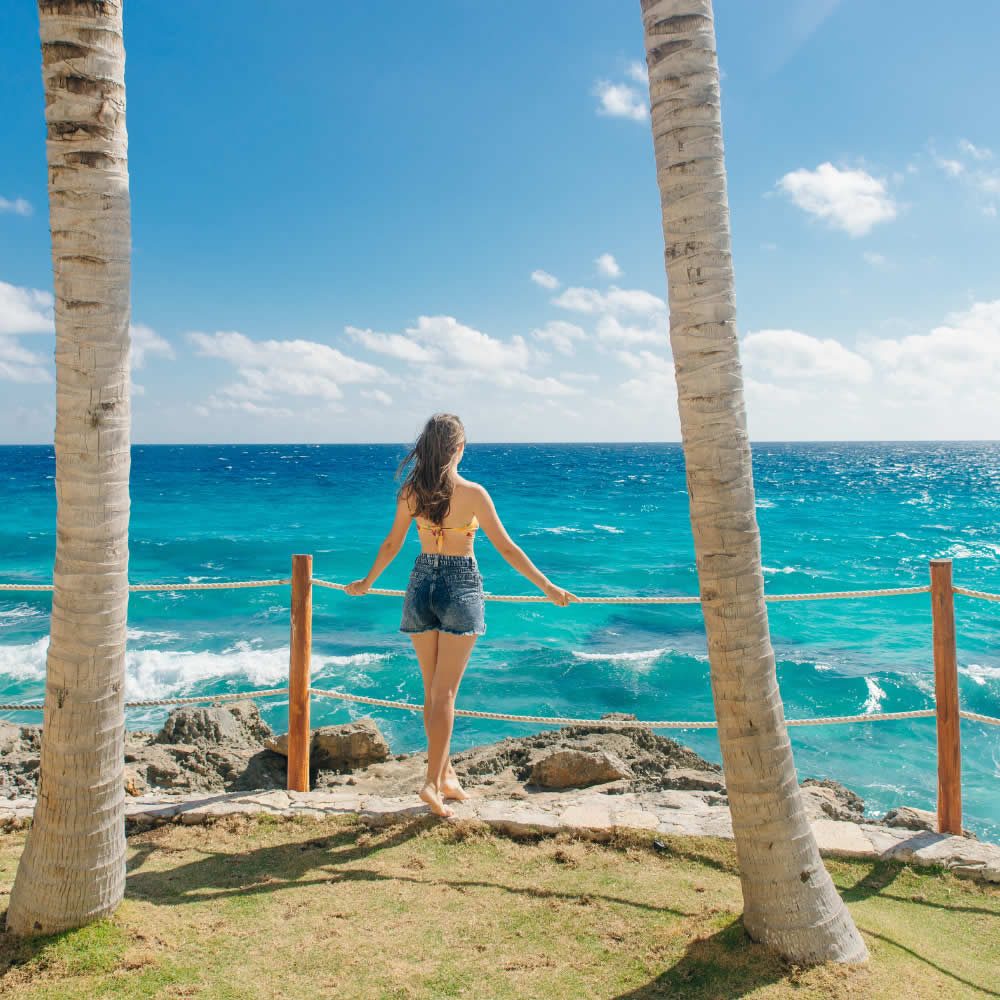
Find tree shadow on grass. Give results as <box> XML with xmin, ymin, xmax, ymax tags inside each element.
<box><xmin>839</xmin><ymin>858</ymin><xmax>1000</xmax><ymax>916</ymax></box>
<box><xmin>857</xmin><ymin>926</ymin><xmax>1000</xmax><ymax>997</ymax></box>
<box><xmin>613</xmin><ymin>918</ymin><xmax>791</xmax><ymax>999</ymax></box>
<box><xmin>125</xmin><ymin>818</ymin><xmax>693</xmax><ymax>917</ymax></box>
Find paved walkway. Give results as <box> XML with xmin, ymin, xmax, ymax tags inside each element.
<box><xmin>3</xmin><ymin>787</ymin><xmax>998</xmax><ymax>883</ymax></box>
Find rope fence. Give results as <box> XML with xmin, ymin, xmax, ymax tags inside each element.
<box><xmin>313</xmin><ymin>578</ymin><xmax>934</xmax><ymax>604</ymax></box>
<box><xmin>960</xmin><ymin>710</ymin><xmax>1000</xmax><ymax>727</ymax></box>
<box><xmin>2</xmin><ymin>690</ymin><xmax>995</xmax><ymax>730</ymax></box>
<box><xmin>4</xmin><ymin>578</ymin><xmax>999</xmax><ymax>604</ymax></box>
<box><xmin>0</xmin><ymin>688</ymin><xmax>289</xmax><ymax>713</ymax></box>
<box><xmin>308</xmin><ymin>686</ymin><xmax>949</xmax><ymax>729</ymax></box>
<box><xmin>1</xmin><ymin>558</ymin><xmax>997</xmax><ymax>831</ymax></box>
<box><xmin>2</xmin><ymin>579</ymin><xmax>981</xmax><ymax>602</ymax></box>
<box><xmin>954</xmin><ymin>586</ymin><xmax>1000</xmax><ymax>603</ymax></box>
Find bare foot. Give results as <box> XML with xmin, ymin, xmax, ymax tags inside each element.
<box><xmin>441</xmin><ymin>770</ymin><xmax>470</xmax><ymax>801</ymax></box>
<box><xmin>418</xmin><ymin>782</ymin><xmax>454</xmax><ymax>818</ymax></box>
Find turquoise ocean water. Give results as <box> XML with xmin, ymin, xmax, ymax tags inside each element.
<box><xmin>1</xmin><ymin>443</ymin><xmax>997</xmax><ymax>839</ymax></box>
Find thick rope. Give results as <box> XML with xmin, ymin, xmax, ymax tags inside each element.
<box><xmin>954</xmin><ymin>586</ymin><xmax>1000</xmax><ymax>603</ymax></box>
<box><xmin>309</xmin><ymin>687</ymin><xmax>938</xmax><ymax>729</ymax></box>
<box><xmin>0</xmin><ymin>688</ymin><xmax>288</xmax><ymax>713</ymax></box>
<box><xmin>2</xmin><ymin>688</ymin><xmax>988</xmax><ymax>729</ymax></box>
<box><xmin>960</xmin><ymin>710</ymin><xmax>1000</xmax><ymax>726</ymax></box>
<box><xmin>0</xmin><ymin>579</ymin><xmax>290</xmax><ymax>593</ymax></box>
<box><xmin>312</xmin><ymin>578</ymin><xmax>930</xmax><ymax>604</ymax></box>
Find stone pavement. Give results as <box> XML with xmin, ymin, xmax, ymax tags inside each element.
<box><xmin>3</xmin><ymin>788</ymin><xmax>997</xmax><ymax>884</ymax></box>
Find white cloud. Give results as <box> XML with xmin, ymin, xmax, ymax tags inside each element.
<box><xmin>346</xmin><ymin>326</ymin><xmax>435</xmax><ymax>363</ymax></box>
<box><xmin>626</xmin><ymin>60</ymin><xmax>648</xmax><ymax>85</ymax></box>
<box><xmin>595</xmin><ymin>253</ymin><xmax>622</xmax><ymax>278</ymax></box>
<box><xmin>407</xmin><ymin>315</ymin><xmax>531</xmax><ymax>370</ymax></box>
<box><xmin>616</xmin><ymin>349</ymin><xmax>673</xmax><ymax>374</ymax></box>
<box><xmin>494</xmin><ymin>371</ymin><xmax>581</xmax><ymax>396</ymax></box>
<box><xmin>532</xmin><ymin>320</ymin><xmax>586</xmax><ymax>356</ymax></box>
<box><xmin>596</xmin><ymin>315</ymin><xmax>666</xmax><ymax>347</ymax></box>
<box><xmin>959</xmin><ymin>139</ymin><xmax>992</xmax><ymax>161</ymax></box>
<box><xmin>530</xmin><ymin>269</ymin><xmax>560</xmax><ymax>290</ymax></box>
<box><xmin>860</xmin><ymin>300</ymin><xmax>1000</xmax><ymax>397</ymax></box>
<box><xmin>0</xmin><ymin>337</ymin><xmax>50</xmax><ymax>383</ymax></box>
<box><xmin>936</xmin><ymin>157</ymin><xmax>965</xmax><ymax>177</ymax></box>
<box><xmin>130</xmin><ymin>323</ymin><xmax>174</xmax><ymax>369</ymax></box>
<box><xmin>361</xmin><ymin>388</ymin><xmax>393</xmax><ymax>406</ymax></box>
<box><xmin>190</xmin><ymin>330</ymin><xmax>384</xmax><ymax>409</ymax></box>
<box><xmin>743</xmin><ymin>328</ymin><xmax>872</xmax><ymax>383</ymax></box>
<box><xmin>934</xmin><ymin>140</ymin><xmax>1000</xmax><ymax>215</ymax></box>
<box><xmin>776</xmin><ymin>162</ymin><xmax>898</xmax><ymax>236</ymax></box>
<box><xmin>553</xmin><ymin>284</ymin><xmax>666</xmax><ymax>318</ymax></box>
<box><xmin>0</xmin><ymin>196</ymin><xmax>32</xmax><ymax>217</ymax></box>
<box><xmin>0</xmin><ymin>281</ymin><xmax>54</xmax><ymax>334</ymax></box>
<box><xmin>200</xmin><ymin>398</ymin><xmax>294</xmax><ymax>418</ymax></box>
<box><xmin>592</xmin><ymin>80</ymin><xmax>647</xmax><ymax>122</ymax></box>
<box><xmin>862</xmin><ymin>251</ymin><xmax>887</xmax><ymax>267</ymax></box>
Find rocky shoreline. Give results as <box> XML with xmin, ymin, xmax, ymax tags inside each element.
<box><xmin>3</xmin><ymin>700</ymin><xmax>997</xmax><ymax>882</ymax></box>
<box><xmin>0</xmin><ymin>700</ymin><xmax>945</xmax><ymax>834</ymax></box>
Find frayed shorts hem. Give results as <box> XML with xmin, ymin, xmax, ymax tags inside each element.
<box><xmin>400</xmin><ymin>626</ymin><xmax>486</xmax><ymax>637</ymax></box>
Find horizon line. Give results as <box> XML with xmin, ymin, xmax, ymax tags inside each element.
<box><xmin>1</xmin><ymin>439</ymin><xmax>998</xmax><ymax>448</ymax></box>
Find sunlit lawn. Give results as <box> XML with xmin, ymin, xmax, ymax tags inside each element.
<box><xmin>0</xmin><ymin>815</ymin><xmax>997</xmax><ymax>998</ymax></box>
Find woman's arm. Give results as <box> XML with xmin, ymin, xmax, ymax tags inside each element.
<box><xmin>345</xmin><ymin>495</ymin><xmax>412</xmax><ymax>595</ymax></box>
<box><xmin>473</xmin><ymin>485</ymin><xmax>576</xmax><ymax>606</ymax></box>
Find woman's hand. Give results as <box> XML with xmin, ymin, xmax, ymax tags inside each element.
<box><xmin>345</xmin><ymin>579</ymin><xmax>371</xmax><ymax>596</ymax></box>
<box><xmin>543</xmin><ymin>582</ymin><xmax>577</xmax><ymax>607</ymax></box>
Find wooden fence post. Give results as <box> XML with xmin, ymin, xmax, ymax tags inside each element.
<box><xmin>930</xmin><ymin>558</ymin><xmax>961</xmax><ymax>835</ymax></box>
<box><xmin>288</xmin><ymin>554</ymin><xmax>313</xmax><ymax>792</ymax></box>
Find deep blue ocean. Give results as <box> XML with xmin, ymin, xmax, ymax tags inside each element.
<box><xmin>1</xmin><ymin>443</ymin><xmax>997</xmax><ymax>839</ymax></box>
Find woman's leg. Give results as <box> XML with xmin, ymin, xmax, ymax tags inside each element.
<box><xmin>408</xmin><ymin>631</ymin><xmax>439</xmax><ymax>741</ymax></box>
<box><xmin>411</xmin><ymin>631</ymin><xmax>465</xmax><ymax>799</ymax></box>
<box><xmin>425</xmin><ymin>632</ymin><xmax>477</xmax><ymax>799</ymax></box>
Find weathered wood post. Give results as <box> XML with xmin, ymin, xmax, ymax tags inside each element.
<box><xmin>930</xmin><ymin>558</ymin><xmax>961</xmax><ymax>835</ymax></box>
<box><xmin>288</xmin><ymin>554</ymin><xmax>313</xmax><ymax>792</ymax></box>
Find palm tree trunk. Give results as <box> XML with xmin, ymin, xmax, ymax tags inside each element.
<box><xmin>7</xmin><ymin>0</ymin><xmax>131</xmax><ymax>936</ymax></box>
<box><xmin>639</xmin><ymin>0</ymin><xmax>867</xmax><ymax>963</ymax></box>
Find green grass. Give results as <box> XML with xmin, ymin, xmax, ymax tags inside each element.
<box><xmin>0</xmin><ymin>815</ymin><xmax>996</xmax><ymax>998</ymax></box>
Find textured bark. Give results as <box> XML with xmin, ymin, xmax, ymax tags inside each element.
<box><xmin>639</xmin><ymin>0</ymin><xmax>867</xmax><ymax>963</ymax></box>
<box><xmin>6</xmin><ymin>0</ymin><xmax>131</xmax><ymax>935</ymax></box>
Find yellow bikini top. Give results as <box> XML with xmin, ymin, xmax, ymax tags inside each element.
<box><xmin>416</xmin><ymin>515</ymin><xmax>480</xmax><ymax>552</ymax></box>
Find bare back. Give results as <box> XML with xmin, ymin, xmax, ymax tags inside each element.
<box><xmin>407</xmin><ymin>477</ymin><xmax>481</xmax><ymax>556</ymax></box>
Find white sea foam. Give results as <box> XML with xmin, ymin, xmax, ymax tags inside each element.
<box><xmin>755</xmin><ymin>498</ymin><xmax>776</xmax><ymax>509</ymax></box>
<box><xmin>960</xmin><ymin>663</ymin><xmax>1000</xmax><ymax>686</ymax></box>
<box><xmin>539</xmin><ymin>526</ymin><xmax>587</xmax><ymax>535</ymax></box>
<box><xmin>593</xmin><ymin>524</ymin><xmax>624</xmax><ymax>534</ymax></box>
<box><xmin>571</xmin><ymin>647</ymin><xmax>672</xmax><ymax>669</ymax></box>
<box><xmin>127</xmin><ymin>628</ymin><xmax>181</xmax><ymax>645</ymax></box>
<box><xmin>762</xmin><ymin>564</ymin><xmax>822</xmax><ymax>578</ymax></box>
<box><xmin>0</xmin><ymin>638</ymin><xmax>391</xmax><ymax>702</ymax></box>
<box><xmin>0</xmin><ymin>605</ymin><xmax>45</xmax><ymax>624</ymax></box>
<box><xmin>862</xmin><ymin>677</ymin><xmax>887</xmax><ymax>714</ymax></box>
<box><xmin>0</xmin><ymin>639</ymin><xmax>47</xmax><ymax>681</ymax></box>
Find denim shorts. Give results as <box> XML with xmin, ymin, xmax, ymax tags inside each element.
<box><xmin>400</xmin><ymin>554</ymin><xmax>486</xmax><ymax>637</ymax></box>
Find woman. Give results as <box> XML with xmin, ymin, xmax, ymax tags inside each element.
<box><xmin>346</xmin><ymin>414</ymin><xmax>576</xmax><ymax>817</ymax></box>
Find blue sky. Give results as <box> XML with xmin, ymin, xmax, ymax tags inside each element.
<box><xmin>1</xmin><ymin>0</ymin><xmax>997</xmax><ymax>443</ymax></box>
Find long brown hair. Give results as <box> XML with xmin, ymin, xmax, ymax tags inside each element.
<box><xmin>397</xmin><ymin>414</ymin><xmax>466</xmax><ymax>524</ymax></box>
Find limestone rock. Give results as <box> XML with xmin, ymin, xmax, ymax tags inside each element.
<box><xmin>155</xmin><ymin>700</ymin><xmax>271</xmax><ymax>748</ymax></box>
<box><xmin>313</xmin><ymin>719</ymin><xmax>390</xmax><ymax>771</ymax></box>
<box><xmin>801</xmin><ymin>778</ymin><xmax>866</xmax><ymax>822</ymax></box>
<box><xmin>0</xmin><ymin>723</ymin><xmax>41</xmax><ymax>797</ymax></box>
<box><xmin>267</xmin><ymin>718</ymin><xmax>391</xmax><ymax>773</ymax></box>
<box><xmin>659</xmin><ymin>768</ymin><xmax>726</xmax><ymax>793</ymax></box>
<box><xmin>882</xmin><ymin>806</ymin><xmax>937</xmax><ymax>832</ymax></box>
<box><xmin>529</xmin><ymin>750</ymin><xmax>632</xmax><ymax>789</ymax></box>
